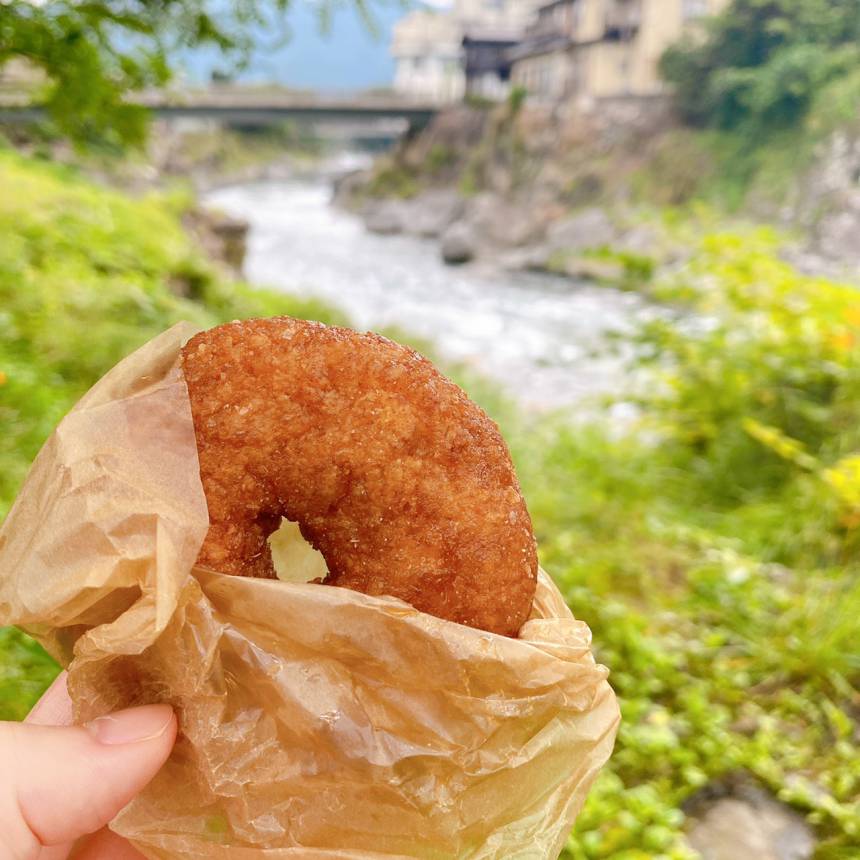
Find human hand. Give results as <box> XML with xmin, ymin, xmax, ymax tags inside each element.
<box><xmin>0</xmin><ymin>672</ymin><xmax>177</xmax><ymax>860</ymax></box>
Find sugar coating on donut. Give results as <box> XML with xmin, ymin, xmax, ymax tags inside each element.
<box><xmin>181</xmin><ymin>317</ymin><xmax>538</xmax><ymax>637</ymax></box>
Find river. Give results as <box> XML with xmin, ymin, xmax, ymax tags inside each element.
<box><xmin>204</xmin><ymin>176</ymin><xmax>647</xmax><ymax>412</ymax></box>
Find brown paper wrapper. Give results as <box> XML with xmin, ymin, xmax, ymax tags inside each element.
<box><xmin>0</xmin><ymin>323</ymin><xmax>619</xmax><ymax>859</ymax></box>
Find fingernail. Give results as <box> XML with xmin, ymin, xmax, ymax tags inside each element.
<box><xmin>85</xmin><ymin>704</ymin><xmax>174</xmax><ymax>745</ymax></box>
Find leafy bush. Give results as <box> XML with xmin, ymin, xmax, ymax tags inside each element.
<box><xmin>507</xmin><ymin>85</ymin><xmax>527</xmax><ymax>115</ymax></box>
<box><xmin>464</xmin><ymin>233</ymin><xmax>860</xmax><ymax>856</ymax></box>
<box><xmin>633</xmin><ymin>231</ymin><xmax>860</xmax><ymax>559</ymax></box>
<box><xmin>661</xmin><ymin>0</ymin><xmax>860</xmax><ymax>134</ymax></box>
<box><xmin>586</xmin><ymin>246</ymin><xmax>656</xmax><ymax>291</ymax></box>
<box><xmin>658</xmin><ymin>0</ymin><xmax>860</xmax><ymax>211</ymax></box>
<box><xmin>0</xmin><ymin>627</ymin><xmax>59</xmax><ymax>721</ymax></box>
<box><xmin>495</xmin><ymin>417</ymin><xmax>860</xmax><ymax>857</ymax></box>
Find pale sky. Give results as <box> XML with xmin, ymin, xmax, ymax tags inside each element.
<box><xmin>182</xmin><ymin>0</ymin><xmax>461</xmax><ymax>90</ymax></box>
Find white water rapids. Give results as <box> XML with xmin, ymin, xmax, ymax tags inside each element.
<box><xmin>205</xmin><ymin>176</ymin><xmax>647</xmax><ymax>412</ymax></box>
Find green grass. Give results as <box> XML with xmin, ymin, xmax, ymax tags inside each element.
<box><xmin>0</xmin><ymin>627</ymin><xmax>61</xmax><ymax>721</ymax></box>
<box><xmin>1</xmin><ymin>153</ymin><xmax>859</xmax><ymax>857</ymax></box>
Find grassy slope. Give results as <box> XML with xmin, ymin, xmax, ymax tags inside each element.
<box><xmin>0</xmin><ymin>154</ymin><xmax>858</xmax><ymax>858</ymax></box>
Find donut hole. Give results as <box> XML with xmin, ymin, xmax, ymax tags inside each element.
<box><xmin>267</xmin><ymin>518</ymin><xmax>330</xmax><ymax>584</ymax></box>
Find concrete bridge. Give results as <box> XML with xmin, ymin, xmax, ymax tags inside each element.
<box><xmin>0</xmin><ymin>88</ymin><xmax>440</xmax><ymax>137</ymax></box>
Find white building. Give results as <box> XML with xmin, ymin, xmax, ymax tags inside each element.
<box><xmin>392</xmin><ymin>0</ymin><xmax>544</xmax><ymax>104</ymax></box>
<box><xmin>391</xmin><ymin>10</ymin><xmax>466</xmax><ymax>104</ymax></box>
<box><xmin>509</xmin><ymin>0</ymin><xmax>729</xmax><ymax>104</ymax></box>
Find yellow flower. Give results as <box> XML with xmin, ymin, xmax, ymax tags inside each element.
<box><xmin>823</xmin><ymin>455</ymin><xmax>860</xmax><ymax>510</ymax></box>
<box><xmin>0</xmin><ymin>370</ymin><xmax>6</xmax><ymax>387</ymax></box>
<box><xmin>829</xmin><ymin>330</ymin><xmax>855</xmax><ymax>353</ymax></box>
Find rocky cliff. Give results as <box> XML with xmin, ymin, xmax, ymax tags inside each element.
<box><xmin>336</xmin><ymin>98</ymin><xmax>860</xmax><ymax>282</ymax></box>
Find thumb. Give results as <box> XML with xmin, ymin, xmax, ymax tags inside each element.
<box><xmin>0</xmin><ymin>704</ymin><xmax>176</xmax><ymax>855</ymax></box>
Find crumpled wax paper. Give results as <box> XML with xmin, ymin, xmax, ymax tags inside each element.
<box><xmin>0</xmin><ymin>322</ymin><xmax>619</xmax><ymax>859</ymax></box>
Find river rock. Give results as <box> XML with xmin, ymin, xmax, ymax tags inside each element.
<box><xmin>183</xmin><ymin>207</ymin><xmax>248</xmax><ymax>275</ymax></box>
<box><xmin>686</xmin><ymin>778</ymin><xmax>815</xmax><ymax>860</ymax></box>
<box><xmin>406</xmin><ymin>189</ymin><xmax>464</xmax><ymax>238</ymax></box>
<box><xmin>441</xmin><ymin>221</ymin><xmax>477</xmax><ymax>265</ymax></box>
<box><xmin>814</xmin><ymin>208</ymin><xmax>860</xmax><ymax>267</ymax></box>
<box><xmin>545</xmin><ymin>207</ymin><xmax>617</xmax><ymax>252</ymax></box>
<box><xmin>363</xmin><ymin>192</ymin><xmax>464</xmax><ymax>239</ymax></box>
<box><xmin>500</xmin><ymin>245</ymin><xmax>626</xmax><ymax>283</ymax></box>
<box><xmin>331</xmin><ymin>168</ymin><xmax>372</xmax><ymax>209</ymax></box>
<box><xmin>496</xmin><ymin>246</ymin><xmax>553</xmax><ymax>272</ymax></box>
<box><xmin>464</xmin><ymin>192</ymin><xmax>544</xmax><ymax>248</ymax></box>
<box><xmin>364</xmin><ymin>200</ymin><xmax>408</xmax><ymax>235</ymax></box>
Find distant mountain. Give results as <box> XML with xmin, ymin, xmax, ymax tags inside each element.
<box><xmin>180</xmin><ymin>2</ymin><xmax>443</xmax><ymax>92</ymax></box>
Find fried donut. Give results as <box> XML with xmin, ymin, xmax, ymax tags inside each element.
<box><xmin>181</xmin><ymin>318</ymin><xmax>537</xmax><ymax>636</ymax></box>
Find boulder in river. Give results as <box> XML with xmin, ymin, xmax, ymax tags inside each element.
<box><xmin>183</xmin><ymin>207</ymin><xmax>249</xmax><ymax>275</ymax></box>
<box><xmin>466</xmin><ymin>192</ymin><xmax>544</xmax><ymax>248</ymax></box>
<box><xmin>407</xmin><ymin>189</ymin><xmax>464</xmax><ymax>238</ymax></box>
<box><xmin>362</xmin><ymin>192</ymin><xmax>463</xmax><ymax>239</ymax></box>
<box><xmin>464</xmin><ymin>192</ymin><xmax>545</xmax><ymax>248</ymax></box>
<box><xmin>441</xmin><ymin>221</ymin><xmax>477</xmax><ymax>265</ymax></box>
<box><xmin>364</xmin><ymin>200</ymin><xmax>408</xmax><ymax>236</ymax></box>
<box><xmin>332</xmin><ymin>168</ymin><xmax>372</xmax><ymax>209</ymax></box>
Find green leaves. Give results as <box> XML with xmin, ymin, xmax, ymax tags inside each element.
<box><xmin>0</xmin><ymin>0</ymin><xmax>380</xmax><ymax>148</ymax></box>
<box><xmin>661</xmin><ymin>0</ymin><xmax>860</xmax><ymax>133</ymax></box>
<box><xmin>633</xmin><ymin>231</ymin><xmax>860</xmax><ymax>518</ymax></box>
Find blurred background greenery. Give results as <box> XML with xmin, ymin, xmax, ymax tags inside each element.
<box><xmin>1</xmin><ymin>0</ymin><xmax>860</xmax><ymax>857</ymax></box>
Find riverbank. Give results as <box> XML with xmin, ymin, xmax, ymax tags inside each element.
<box><xmin>1</xmin><ymin>151</ymin><xmax>859</xmax><ymax>858</ymax></box>
<box><xmin>205</xmin><ymin>178</ymin><xmax>650</xmax><ymax>412</ymax></box>
<box><xmin>335</xmin><ymin>100</ymin><xmax>860</xmax><ymax>288</ymax></box>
